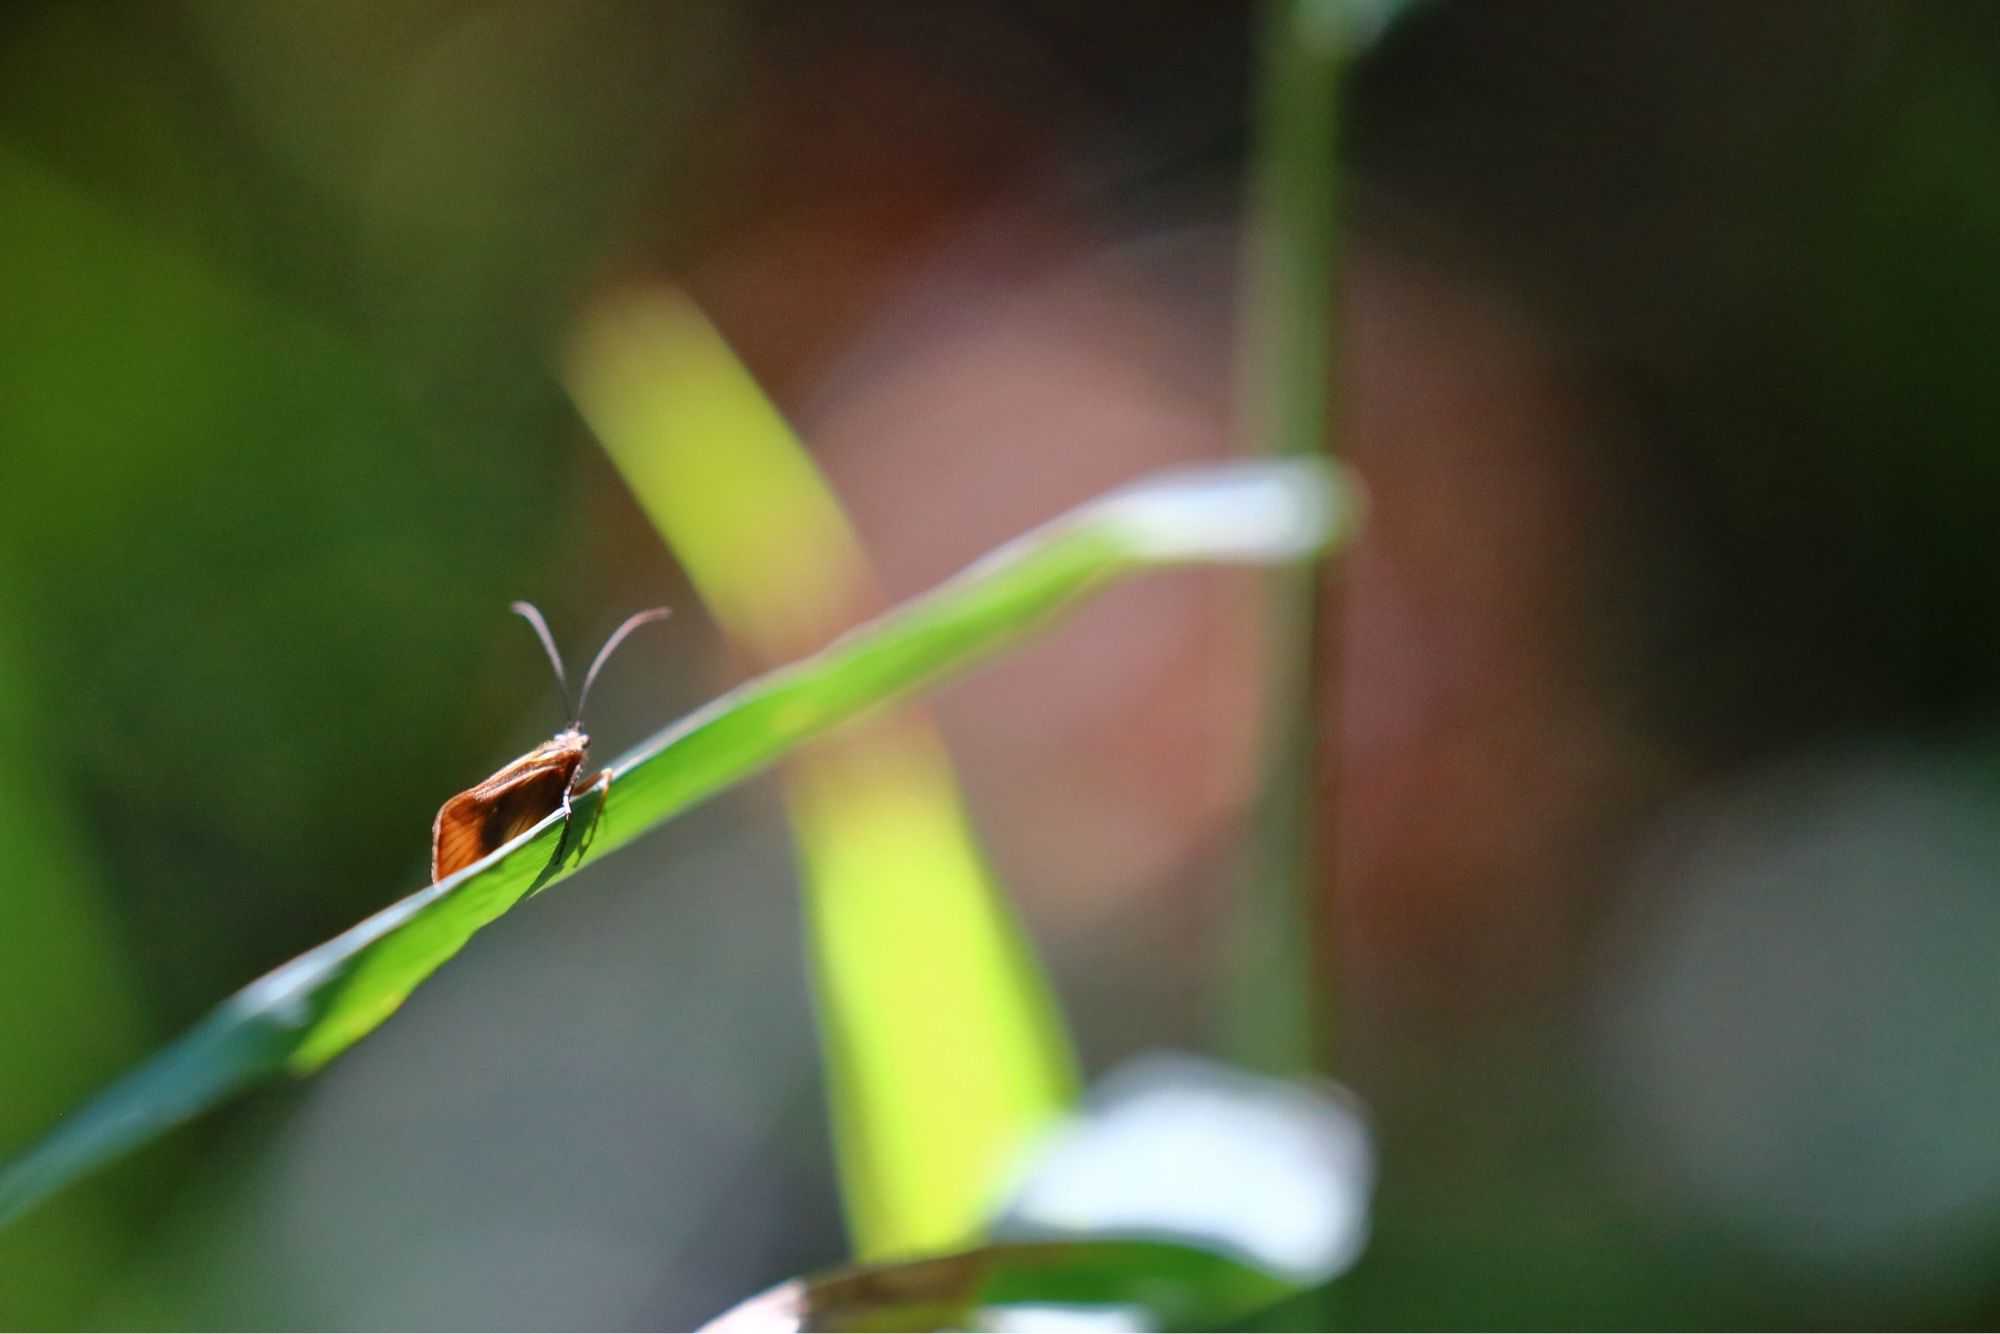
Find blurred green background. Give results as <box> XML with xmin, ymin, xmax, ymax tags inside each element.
<box><xmin>6</xmin><ymin>0</ymin><xmax>2000</xmax><ymax>1327</ymax></box>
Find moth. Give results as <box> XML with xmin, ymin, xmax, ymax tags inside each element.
<box><xmin>431</xmin><ymin>601</ymin><xmax>669</xmax><ymax>882</ymax></box>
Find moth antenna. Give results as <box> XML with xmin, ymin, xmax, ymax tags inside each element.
<box><xmin>510</xmin><ymin>601</ymin><xmax>573</xmax><ymax>722</ymax></box>
<box><xmin>575</xmin><ymin>607</ymin><xmax>670</xmax><ymax>724</ymax></box>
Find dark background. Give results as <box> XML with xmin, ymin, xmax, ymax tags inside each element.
<box><xmin>2</xmin><ymin>0</ymin><xmax>1998</xmax><ymax>1326</ymax></box>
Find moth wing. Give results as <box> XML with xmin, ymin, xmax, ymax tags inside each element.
<box><xmin>431</xmin><ymin>753</ymin><xmax>583</xmax><ymax>882</ymax></box>
<box><xmin>432</xmin><ymin>788</ymin><xmax>497</xmax><ymax>883</ymax></box>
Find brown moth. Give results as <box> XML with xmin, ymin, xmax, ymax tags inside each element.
<box><xmin>431</xmin><ymin>601</ymin><xmax>668</xmax><ymax>882</ymax></box>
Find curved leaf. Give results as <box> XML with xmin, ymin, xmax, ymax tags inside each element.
<box><xmin>699</xmin><ymin>1238</ymin><xmax>1296</xmax><ymax>1334</ymax></box>
<box><xmin>0</xmin><ymin>456</ymin><xmax>1355</xmax><ymax>1230</ymax></box>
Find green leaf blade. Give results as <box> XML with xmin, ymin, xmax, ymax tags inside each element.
<box><xmin>700</xmin><ymin>1238</ymin><xmax>1297</xmax><ymax>1334</ymax></box>
<box><xmin>0</xmin><ymin>457</ymin><xmax>1354</xmax><ymax>1233</ymax></box>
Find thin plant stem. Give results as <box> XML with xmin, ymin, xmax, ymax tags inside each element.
<box><xmin>1224</xmin><ymin>0</ymin><xmax>1352</xmax><ymax>1078</ymax></box>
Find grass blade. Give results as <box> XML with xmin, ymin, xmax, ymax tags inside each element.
<box><xmin>700</xmin><ymin>1238</ymin><xmax>1296</xmax><ymax>1334</ymax></box>
<box><xmin>567</xmin><ymin>287</ymin><xmax>1076</xmax><ymax>1258</ymax></box>
<box><xmin>0</xmin><ymin>456</ymin><xmax>1354</xmax><ymax>1231</ymax></box>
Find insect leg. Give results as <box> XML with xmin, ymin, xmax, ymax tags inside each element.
<box><xmin>572</xmin><ymin>771</ymin><xmax>612</xmax><ymax>863</ymax></box>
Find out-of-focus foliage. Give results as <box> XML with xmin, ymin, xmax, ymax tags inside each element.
<box><xmin>1227</xmin><ymin>0</ymin><xmax>1356</xmax><ymax>1082</ymax></box>
<box><xmin>701</xmin><ymin>1239</ymin><xmax>1295</xmax><ymax>1334</ymax></box>
<box><xmin>8</xmin><ymin>0</ymin><xmax>2000</xmax><ymax>1327</ymax></box>
<box><xmin>571</xmin><ymin>288</ymin><xmax>1079</xmax><ymax>1259</ymax></box>
<box><xmin>0</xmin><ymin>594</ymin><xmax>151</xmax><ymax>1328</ymax></box>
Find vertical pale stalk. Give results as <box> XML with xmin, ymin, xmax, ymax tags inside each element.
<box><xmin>567</xmin><ymin>290</ymin><xmax>1078</xmax><ymax>1259</ymax></box>
<box><xmin>1226</xmin><ymin>0</ymin><xmax>1353</xmax><ymax>1076</ymax></box>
